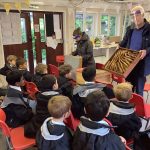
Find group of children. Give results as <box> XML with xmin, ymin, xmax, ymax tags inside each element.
<box><xmin>0</xmin><ymin>54</ymin><xmax>147</xmax><ymax>150</ymax></box>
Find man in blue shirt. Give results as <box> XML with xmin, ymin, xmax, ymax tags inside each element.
<box><xmin>120</xmin><ymin>5</ymin><xmax>150</xmax><ymax>96</ymax></box>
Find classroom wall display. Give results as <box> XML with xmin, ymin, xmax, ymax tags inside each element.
<box><xmin>0</xmin><ymin>12</ymin><xmax>22</xmax><ymax>45</ymax></box>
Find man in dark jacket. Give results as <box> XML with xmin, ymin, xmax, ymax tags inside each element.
<box><xmin>119</xmin><ymin>5</ymin><xmax>150</xmax><ymax>96</ymax></box>
<box><xmin>72</xmin><ymin>27</ymin><xmax>95</xmax><ymax>67</ymax></box>
<box><xmin>72</xmin><ymin>90</ymin><xmax>126</xmax><ymax>150</ymax></box>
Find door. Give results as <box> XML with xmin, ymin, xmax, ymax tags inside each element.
<box><xmin>3</xmin><ymin>12</ymin><xmax>34</xmax><ymax>73</ymax></box>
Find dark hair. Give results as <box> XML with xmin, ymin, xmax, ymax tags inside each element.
<box><xmin>16</xmin><ymin>57</ymin><xmax>27</xmax><ymax>68</ymax></box>
<box><xmin>82</xmin><ymin>66</ymin><xmax>96</xmax><ymax>82</ymax></box>
<box><xmin>6</xmin><ymin>70</ymin><xmax>22</xmax><ymax>86</ymax></box>
<box><xmin>59</xmin><ymin>64</ymin><xmax>72</xmax><ymax>76</ymax></box>
<box><xmin>48</xmin><ymin>95</ymin><xmax>72</xmax><ymax>118</ymax></box>
<box><xmin>38</xmin><ymin>74</ymin><xmax>57</xmax><ymax>91</ymax></box>
<box><xmin>85</xmin><ymin>90</ymin><xmax>110</xmax><ymax>121</ymax></box>
<box><xmin>73</xmin><ymin>27</ymin><xmax>82</xmax><ymax>36</ymax></box>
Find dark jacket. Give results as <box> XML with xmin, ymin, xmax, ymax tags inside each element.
<box><xmin>57</xmin><ymin>76</ymin><xmax>73</xmax><ymax>100</ymax></box>
<box><xmin>36</xmin><ymin>117</ymin><xmax>72</xmax><ymax>150</ymax></box>
<box><xmin>24</xmin><ymin>90</ymin><xmax>60</xmax><ymax>138</ymax></box>
<box><xmin>32</xmin><ymin>73</ymin><xmax>47</xmax><ymax>88</ymax></box>
<box><xmin>72</xmin><ymin>116</ymin><xmax>126</xmax><ymax>150</ymax></box>
<box><xmin>72</xmin><ymin>32</ymin><xmax>95</xmax><ymax>67</ymax></box>
<box><xmin>107</xmin><ymin>100</ymin><xmax>142</xmax><ymax>140</ymax></box>
<box><xmin>0</xmin><ymin>64</ymin><xmax>17</xmax><ymax>76</ymax></box>
<box><xmin>1</xmin><ymin>87</ymin><xmax>33</xmax><ymax>128</ymax></box>
<box><xmin>72</xmin><ymin>82</ymin><xmax>115</xmax><ymax>119</ymax></box>
<box><xmin>120</xmin><ymin>19</ymin><xmax>150</xmax><ymax>76</ymax></box>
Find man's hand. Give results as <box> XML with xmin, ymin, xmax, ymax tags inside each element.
<box><xmin>140</xmin><ymin>50</ymin><xmax>147</xmax><ymax>59</ymax></box>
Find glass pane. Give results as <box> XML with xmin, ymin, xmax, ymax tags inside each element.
<box><xmin>21</xmin><ymin>18</ymin><xmax>27</xmax><ymax>43</ymax></box>
<box><xmin>109</xmin><ymin>16</ymin><xmax>116</xmax><ymax>36</ymax></box>
<box><xmin>39</xmin><ymin>18</ymin><xmax>46</xmax><ymax>42</ymax></box>
<box><xmin>41</xmin><ymin>49</ymin><xmax>46</xmax><ymax>64</ymax></box>
<box><xmin>75</xmin><ymin>13</ymin><xmax>83</xmax><ymax>31</ymax></box>
<box><xmin>86</xmin><ymin>15</ymin><xmax>94</xmax><ymax>37</ymax></box>
<box><xmin>30</xmin><ymin>12</ymin><xmax>36</xmax><ymax>68</ymax></box>
<box><xmin>24</xmin><ymin>50</ymin><xmax>29</xmax><ymax>70</ymax></box>
<box><xmin>101</xmin><ymin>15</ymin><xmax>108</xmax><ymax>35</ymax></box>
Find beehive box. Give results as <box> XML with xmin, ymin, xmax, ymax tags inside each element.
<box><xmin>104</xmin><ymin>47</ymin><xmax>142</xmax><ymax>78</ymax></box>
<box><xmin>76</xmin><ymin>69</ymin><xmax>112</xmax><ymax>84</ymax></box>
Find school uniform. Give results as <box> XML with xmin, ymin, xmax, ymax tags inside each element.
<box><xmin>72</xmin><ymin>82</ymin><xmax>114</xmax><ymax>119</ymax></box>
<box><xmin>36</xmin><ymin>117</ymin><xmax>72</xmax><ymax>150</ymax></box>
<box><xmin>107</xmin><ymin>100</ymin><xmax>142</xmax><ymax>140</ymax></box>
<box><xmin>72</xmin><ymin>116</ymin><xmax>126</xmax><ymax>150</ymax></box>
<box><xmin>57</xmin><ymin>76</ymin><xmax>73</xmax><ymax>100</ymax></box>
<box><xmin>0</xmin><ymin>63</ymin><xmax>17</xmax><ymax>76</ymax></box>
<box><xmin>1</xmin><ymin>86</ymin><xmax>33</xmax><ymax>128</ymax></box>
<box><xmin>24</xmin><ymin>90</ymin><xmax>60</xmax><ymax>138</ymax></box>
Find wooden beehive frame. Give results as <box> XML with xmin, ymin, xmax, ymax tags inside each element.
<box><xmin>104</xmin><ymin>47</ymin><xmax>142</xmax><ymax>78</ymax></box>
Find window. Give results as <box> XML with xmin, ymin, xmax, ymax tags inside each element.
<box><xmin>86</xmin><ymin>14</ymin><xmax>94</xmax><ymax>37</ymax></box>
<box><xmin>39</xmin><ymin>18</ymin><xmax>46</xmax><ymax>42</ymax></box>
<box><xmin>41</xmin><ymin>49</ymin><xmax>46</xmax><ymax>64</ymax></box>
<box><xmin>101</xmin><ymin>15</ymin><xmax>109</xmax><ymax>35</ymax></box>
<box><xmin>75</xmin><ymin>13</ymin><xmax>83</xmax><ymax>31</ymax></box>
<box><xmin>101</xmin><ymin>15</ymin><xmax>117</xmax><ymax>36</ymax></box>
<box><xmin>21</xmin><ymin>18</ymin><xmax>27</xmax><ymax>43</ymax></box>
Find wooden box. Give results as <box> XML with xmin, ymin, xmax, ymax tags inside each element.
<box><xmin>76</xmin><ymin>69</ymin><xmax>112</xmax><ymax>84</ymax></box>
<box><xmin>104</xmin><ymin>47</ymin><xmax>141</xmax><ymax>77</ymax></box>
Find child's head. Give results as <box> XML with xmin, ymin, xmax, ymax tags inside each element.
<box><xmin>59</xmin><ymin>64</ymin><xmax>72</xmax><ymax>78</ymax></box>
<box><xmin>6</xmin><ymin>70</ymin><xmax>24</xmax><ymax>87</ymax></box>
<box><xmin>113</xmin><ymin>82</ymin><xmax>133</xmax><ymax>102</ymax></box>
<box><xmin>39</xmin><ymin>74</ymin><xmax>58</xmax><ymax>91</ymax></box>
<box><xmin>16</xmin><ymin>57</ymin><xmax>27</xmax><ymax>70</ymax></box>
<box><xmin>82</xmin><ymin>66</ymin><xmax>96</xmax><ymax>82</ymax></box>
<box><xmin>85</xmin><ymin>90</ymin><xmax>110</xmax><ymax>121</ymax></box>
<box><xmin>35</xmin><ymin>63</ymin><xmax>48</xmax><ymax>75</ymax></box>
<box><xmin>7</xmin><ymin>55</ymin><xmax>17</xmax><ymax>67</ymax></box>
<box><xmin>48</xmin><ymin>95</ymin><xmax>72</xmax><ymax>119</ymax></box>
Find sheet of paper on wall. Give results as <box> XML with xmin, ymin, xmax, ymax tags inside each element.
<box><xmin>55</xmin><ymin>29</ymin><xmax>62</xmax><ymax>40</ymax></box>
<box><xmin>53</xmin><ymin>14</ymin><xmax>60</xmax><ymax>31</ymax></box>
<box><xmin>47</xmin><ymin>37</ymin><xmax>58</xmax><ymax>49</ymax></box>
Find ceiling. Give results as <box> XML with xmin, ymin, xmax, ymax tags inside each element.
<box><xmin>0</xmin><ymin>0</ymin><xmax>150</xmax><ymax>10</ymax></box>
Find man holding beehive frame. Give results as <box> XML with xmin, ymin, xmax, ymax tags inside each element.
<box><xmin>119</xmin><ymin>5</ymin><xmax>150</xmax><ymax>96</ymax></box>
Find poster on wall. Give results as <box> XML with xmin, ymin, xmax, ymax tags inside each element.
<box><xmin>0</xmin><ymin>12</ymin><xmax>22</xmax><ymax>45</ymax></box>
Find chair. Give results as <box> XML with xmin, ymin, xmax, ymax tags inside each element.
<box><xmin>48</xmin><ymin>64</ymin><xmax>59</xmax><ymax>77</ymax></box>
<box><xmin>129</xmin><ymin>93</ymin><xmax>150</xmax><ymax>118</ymax></box>
<box><xmin>111</xmin><ymin>73</ymin><xmax>125</xmax><ymax>84</ymax></box>
<box><xmin>64</xmin><ymin>112</ymin><xmax>80</xmax><ymax>131</ymax></box>
<box><xmin>56</xmin><ymin>55</ymin><xmax>64</xmax><ymax>66</ymax></box>
<box><xmin>96</xmin><ymin>63</ymin><xmax>104</xmax><ymax>70</ymax></box>
<box><xmin>0</xmin><ymin>108</ymin><xmax>35</xmax><ymax>150</ymax></box>
<box><xmin>144</xmin><ymin>83</ymin><xmax>150</xmax><ymax>103</ymax></box>
<box><xmin>25</xmin><ymin>81</ymin><xmax>39</xmax><ymax>100</ymax></box>
<box><xmin>0</xmin><ymin>108</ymin><xmax>6</xmax><ymax>122</ymax></box>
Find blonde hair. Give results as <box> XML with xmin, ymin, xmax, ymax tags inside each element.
<box><xmin>131</xmin><ymin>5</ymin><xmax>145</xmax><ymax>15</ymax></box>
<box><xmin>7</xmin><ymin>55</ymin><xmax>17</xmax><ymax>62</ymax></box>
<box><xmin>113</xmin><ymin>82</ymin><xmax>133</xmax><ymax>101</ymax></box>
<box><xmin>48</xmin><ymin>95</ymin><xmax>72</xmax><ymax>118</ymax></box>
<box><xmin>35</xmin><ymin>63</ymin><xmax>47</xmax><ymax>74</ymax></box>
